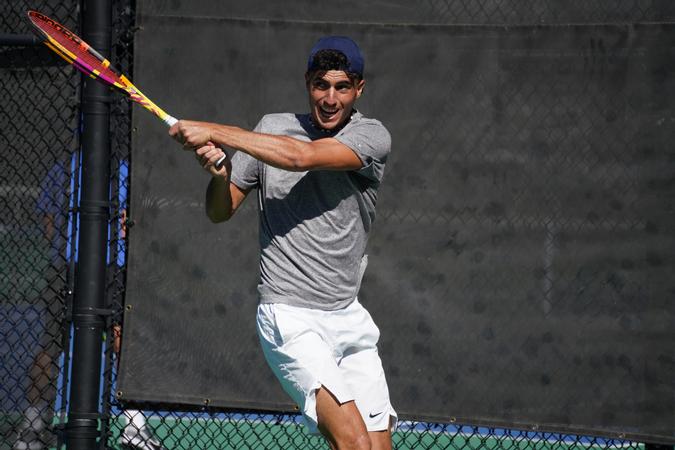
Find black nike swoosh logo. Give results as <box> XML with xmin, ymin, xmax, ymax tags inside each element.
<box><xmin>369</xmin><ymin>411</ymin><xmax>384</xmax><ymax>418</ymax></box>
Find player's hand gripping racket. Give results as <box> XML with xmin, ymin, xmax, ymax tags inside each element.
<box><xmin>27</xmin><ymin>10</ymin><xmax>227</xmax><ymax>167</ymax></box>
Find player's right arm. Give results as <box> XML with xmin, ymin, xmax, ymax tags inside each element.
<box><xmin>195</xmin><ymin>144</ymin><xmax>250</xmax><ymax>222</ymax></box>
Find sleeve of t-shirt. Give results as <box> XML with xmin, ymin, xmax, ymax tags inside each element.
<box><xmin>335</xmin><ymin>119</ymin><xmax>391</xmax><ymax>183</ymax></box>
<box><xmin>229</xmin><ymin>118</ymin><xmax>264</xmax><ymax>190</ymax></box>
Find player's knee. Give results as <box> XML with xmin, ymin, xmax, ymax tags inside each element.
<box><xmin>340</xmin><ymin>430</ymin><xmax>371</xmax><ymax>450</ymax></box>
<box><xmin>321</xmin><ymin>424</ymin><xmax>371</xmax><ymax>450</ymax></box>
<box><xmin>354</xmin><ymin>432</ymin><xmax>373</xmax><ymax>450</ymax></box>
<box><xmin>357</xmin><ymin>432</ymin><xmax>373</xmax><ymax>450</ymax></box>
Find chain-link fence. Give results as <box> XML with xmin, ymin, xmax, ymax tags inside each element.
<box><xmin>1</xmin><ymin>1</ymin><xmax>80</xmax><ymax>448</ymax></box>
<box><xmin>2</xmin><ymin>0</ymin><xmax>672</xmax><ymax>449</ymax></box>
<box><xmin>422</xmin><ymin>0</ymin><xmax>675</xmax><ymax>24</ymax></box>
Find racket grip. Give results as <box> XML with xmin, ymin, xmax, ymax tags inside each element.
<box><xmin>206</xmin><ymin>141</ymin><xmax>227</xmax><ymax>169</ymax></box>
<box><xmin>215</xmin><ymin>154</ymin><xmax>228</xmax><ymax>169</ymax></box>
<box><xmin>164</xmin><ymin>115</ymin><xmax>178</xmax><ymax>127</ymax></box>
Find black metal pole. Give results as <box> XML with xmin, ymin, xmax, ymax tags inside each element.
<box><xmin>66</xmin><ymin>1</ymin><xmax>112</xmax><ymax>449</ymax></box>
<box><xmin>0</xmin><ymin>34</ymin><xmax>40</xmax><ymax>46</ymax></box>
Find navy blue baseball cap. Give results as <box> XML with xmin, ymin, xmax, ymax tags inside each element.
<box><xmin>307</xmin><ymin>36</ymin><xmax>364</xmax><ymax>77</ymax></box>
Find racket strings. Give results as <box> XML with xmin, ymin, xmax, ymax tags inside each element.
<box><xmin>28</xmin><ymin>10</ymin><xmax>176</xmax><ymax>125</ymax></box>
<box><xmin>30</xmin><ymin>12</ymin><xmax>123</xmax><ymax>86</ymax></box>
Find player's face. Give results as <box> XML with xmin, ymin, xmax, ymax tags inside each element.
<box><xmin>306</xmin><ymin>70</ymin><xmax>365</xmax><ymax>130</ymax></box>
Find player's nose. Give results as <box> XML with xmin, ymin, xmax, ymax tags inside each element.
<box><xmin>325</xmin><ymin>87</ymin><xmax>338</xmax><ymax>103</ymax></box>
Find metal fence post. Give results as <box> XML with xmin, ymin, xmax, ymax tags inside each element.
<box><xmin>66</xmin><ymin>0</ymin><xmax>112</xmax><ymax>448</ymax></box>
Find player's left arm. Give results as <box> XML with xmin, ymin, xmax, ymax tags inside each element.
<box><xmin>169</xmin><ymin>120</ymin><xmax>363</xmax><ymax>172</ymax></box>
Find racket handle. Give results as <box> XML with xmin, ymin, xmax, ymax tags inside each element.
<box><xmin>215</xmin><ymin>154</ymin><xmax>228</xmax><ymax>169</ymax></box>
<box><xmin>205</xmin><ymin>141</ymin><xmax>227</xmax><ymax>169</ymax></box>
<box><xmin>166</xmin><ymin>118</ymin><xmax>226</xmax><ymax>169</ymax></box>
<box><xmin>164</xmin><ymin>115</ymin><xmax>178</xmax><ymax>127</ymax></box>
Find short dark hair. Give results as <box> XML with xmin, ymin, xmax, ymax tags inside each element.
<box><xmin>306</xmin><ymin>49</ymin><xmax>363</xmax><ymax>82</ymax></box>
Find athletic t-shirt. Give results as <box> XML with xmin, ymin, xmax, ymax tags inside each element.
<box><xmin>230</xmin><ymin>111</ymin><xmax>390</xmax><ymax>310</ymax></box>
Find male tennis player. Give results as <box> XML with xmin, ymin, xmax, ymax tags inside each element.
<box><xmin>170</xmin><ymin>36</ymin><xmax>395</xmax><ymax>450</ymax></box>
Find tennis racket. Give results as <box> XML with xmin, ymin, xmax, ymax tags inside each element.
<box><xmin>27</xmin><ymin>10</ymin><xmax>178</xmax><ymax>127</ymax></box>
<box><xmin>27</xmin><ymin>10</ymin><xmax>227</xmax><ymax>166</ymax></box>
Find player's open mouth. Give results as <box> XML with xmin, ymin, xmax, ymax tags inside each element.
<box><xmin>318</xmin><ymin>106</ymin><xmax>339</xmax><ymax>120</ymax></box>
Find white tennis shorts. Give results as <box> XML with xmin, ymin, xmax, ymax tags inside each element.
<box><xmin>256</xmin><ymin>299</ymin><xmax>397</xmax><ymax>435</ymax></box>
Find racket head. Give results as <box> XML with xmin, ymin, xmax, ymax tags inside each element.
<box><xmin>27</xmin><ymin>10</ymin><xmax>128</xmax><ymax>90</ymax></box>
<box><xmin>27</xmin><ymin>10</ymin><xmax>177</xmax><ymax>126</ymax></box>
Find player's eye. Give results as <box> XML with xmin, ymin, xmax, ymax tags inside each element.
<box><xmin>312</xmin><ymin>80</ymin><xmax>329</xmax><ymax>90</ymax></box>
<box><xmin>335</xmin><ymin>82</ymin><xmax>353</xmax><ymax>92</ymax></box>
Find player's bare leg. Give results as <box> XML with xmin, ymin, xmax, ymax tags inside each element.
<box><xmin>316</xmin><ymin>387</ymin><xmax>372</xmax><ymax>450</ymax></box>
<box><xmin>369</xmin><ymin>430</ymin><xmax>392</xmax><ymax>450</ymax></box>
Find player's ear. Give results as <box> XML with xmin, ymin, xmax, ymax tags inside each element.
<box><xmin>355</xmin><ymin>79</ymin><xmax>365</xmax><ymax>98</ymax></box>
<box><xmin>304</xmin><ymin>71</ymin><xmax>313</xmax><ymax>88</ymax></box>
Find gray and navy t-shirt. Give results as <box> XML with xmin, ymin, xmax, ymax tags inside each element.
<box><xmin>230</xmin><ymin>111</ymin><xmax>390</xmax><ymax>311</ymax></box>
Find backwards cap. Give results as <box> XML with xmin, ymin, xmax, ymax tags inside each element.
<box><xmin>307</xmin><ymin>36</ymin><xmax>364</xmax><ymax>77</ymax></box>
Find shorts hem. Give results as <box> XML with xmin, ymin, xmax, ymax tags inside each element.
<box><xmin>303</xmin><ymin>381</ymin><xmax>355</xmax><ymax>435</ymax></box>
<box><xmin>366</xmin><ymin>409</ymin><xmax>398</xmax><ymax>433</ymax></box>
